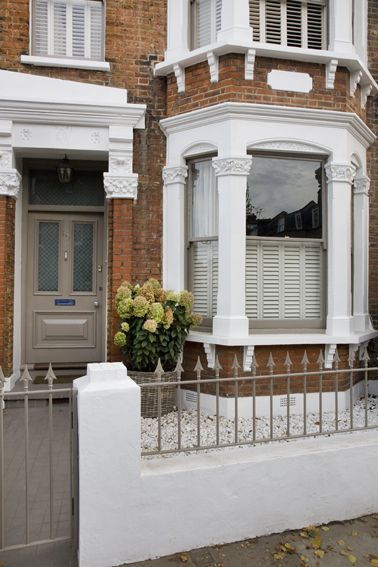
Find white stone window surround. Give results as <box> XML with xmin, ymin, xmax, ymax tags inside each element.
<box><xmin>160</xmin><ymin>101</ymin><xmax>377</xmax><ymax>348</ymax></box>
<box><xmin>0</xmin><ymin>69</ymin><xmax>146</xmax><ymax>389</ymax></box>
<box><xmin>22</xmin><ymin>0</ymin><xmax>109</xmax><ymax>71</ymax></box>
<box><xmin>156</xmin><ymin>0</ymin><xmax>376</xmax><ymax>101</ymax></box>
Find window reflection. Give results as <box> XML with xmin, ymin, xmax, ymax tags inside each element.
<box><xmin>246</xmin><ymin>156</ymin><xmax>323</xmax><ymax>238</ymax></box>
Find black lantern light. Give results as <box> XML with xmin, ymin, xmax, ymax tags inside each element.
<box><xmin>57</xmin><ymin>155</ymin><xmax>73</xmax><ymax>184</ymax></box>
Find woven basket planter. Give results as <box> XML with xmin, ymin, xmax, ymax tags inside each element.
<box><xmin>128</xmin><ymin>370</ymin><xmax>177</xmax><ymax>418</ymax></box>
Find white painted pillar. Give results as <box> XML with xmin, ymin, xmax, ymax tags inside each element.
<box><xmin>218</xmin><ymin>0</ymin><xmax>252</xmax><ymax>44</ymax></box>
<box><xmin>352</xmin><ymin>176</ymin><xmax>372</xmax><ymax>331</ymax></box>
<box><xmin>75</xmin><ymin>363</ymin><xmax>141</xmax><ymax>567</ymax></box>
<box><xmin>162</xmin><ymin>166</ymin><xmax>188</xmax><ymax>290</ymax></box>
<box><xmin>212</xmin><ymin>156</ymin><xmax>252</xmax><ymax>338</ymax></box>
<box><xmin>166</xmin><ymin>0</ymin><xmax>190</xmax><ymax>60</ymax></box>
<box><xmin>329</xmin><ymin>0</ymin><xmax>354</xmax><ymax>53</ymax></box>
<box><xmin>325</xmin><ymin>163</ymin><xmax>356</xmax><ymax>336</ymax></box>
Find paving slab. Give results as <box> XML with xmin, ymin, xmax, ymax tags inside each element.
<box><xmin>123</xmin><ymin>514</ymin><xmax>378</xmax><ymax>567</ymax></box>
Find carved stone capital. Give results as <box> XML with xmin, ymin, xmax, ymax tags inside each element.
<box><xmin>103</xmin><ymin>173</ymin><xmax>138</xmax><ymax>200</ymax></box>
<box><xmin>325</xmin><ymin>163</ymin><xmax>356</xmax><ymax>184</ymax></box>
<box><xmin>353</xmin><ymin>176</ymin><xmax>370</xmax><ymax>196</ymax></box>
<box><xmin>212</xmin><ymin>157</ymin><xmax>253</xmax><ymax>177</ymax></box>
<box><xmin>162</xmin><ymin>166</ymin><xmax>188</xmax><ymax>186</ymax></box>
<box><xmin>0</xmin><ymin>170</ymin><xmax>22</xmax><ymax>198</ymax></box>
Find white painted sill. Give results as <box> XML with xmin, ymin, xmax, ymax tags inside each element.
<box><xmin>20</xmin><ymin>55</ymin><xmax>110</xmax><ymax>72</ymax></box>
<box><xmin>187</xmin><ymin>328</ymin><xmax>378</xmax><ymax>347</ymax></box>
<box><xmin>155</xmin><ymin>41</ymin><xmax>377</xmax><ymax>92</ymax></box>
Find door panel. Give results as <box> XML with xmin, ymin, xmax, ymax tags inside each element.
<box><xmin>26</xmin><ymin>213</ymin><xmax>104</xmax><ymax>364</ymax></box>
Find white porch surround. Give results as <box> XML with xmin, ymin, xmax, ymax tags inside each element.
<box><xmin>353</xmin><ymin>176</ymin><xmax>372</xmax><ymax>331</ymax></box>
<box><xmin>212</xmin><ymin>156</ymin><xmax>252</xmax><ymax>338</ymax></box>
<box><xmin>325</xmin><ymin>164</ymin><xmax>356</xmax><ymax>336</ymax></box>
<box><xmin>157</xmin><ymin>0</ymin><xmax>377</xmax><ymax>99</ymax></box>
<box><xmin>162</xmin><ymin>165</ymin><xmax>188</xmax><ymax>291</ymax></box>
<box><xmin>0</xmin><ymin>69</ymin><xmax>146</xmax><ymax>386</ymax></box>
<box><xmin>160</xmin><ymin>102</ymin><xmax>377</xmax><ymax>349</ymax></box>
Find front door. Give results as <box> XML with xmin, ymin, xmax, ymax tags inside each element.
<box><xmin>25</xmin><ymin>213</ymin><xmax>104</xmax><ymax>365</ymax></box>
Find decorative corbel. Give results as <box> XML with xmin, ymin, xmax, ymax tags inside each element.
<box><xmin>324</xmin><ymin>344</ymin><xmax>337</xmax><ymax>369</ymax></box>
<box><xmin>203</xmin><ymin>343</ymin><xmax>216</xmax><ymax>369</ymax></box>
<box><xmin>173</xmin><ymin>63</ymin><xmax>185</xmax><ymax>93</ymax></box>
<box><xmin>245</xmin><ymin>49</ymin><xmax>256</xmax><ymax>81</ymax></box>
<box><xmin>350</xmin><ymin>70</ymin><xmax>362</xmax><ymax>97</ymax></box>
<box><xmin>326</xmin><ymin>59</ymin><xmax>338</xmax><ymax>90</ymax></box>
<box><xmin>207</xmin><ymin>51</ymin><xmax>219</xmax><ymax>84</ymax></box>
<box><xmin>243</xmin><ymin>345</ymin><xmax>254</xmax><ymax>372</ymax></box>
<box><xmin>361</xmin><ymin>84</ymin><xmax>373</xmax><ymax>109</ymax></box>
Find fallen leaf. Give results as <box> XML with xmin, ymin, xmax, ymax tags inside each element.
<box><xmin>283</xmin><ymin>543</ymin><xmax>297</xmax><ymax>554</ymax></box>
<box><xmin>347</xmin><ymin>546</ymin><xmax>354</xmax><ymax>552</ymax></box>
<box><xmin>311</xmin><ymin>535</ymin><xmax>322</xmax><ymax>550</ymax></box>
<box><xmin>314</xmin><ymin>550</ymin><xmax>325</xmax><ymax>559</ymax></box>
<box><xmin>337</xmin><ymin>539</ymin><xmax>346</xmax><ymax>547</ymax></box>
<box><xmin>321</xmin><ymin>526</ymin><xmax>330</xmax><ymax>532</ymax></box>
<box><xmin>369</xmin><ymin>558</ymin><xmax>378</xmax><ymax>567</ymax></box>
<box><xmin>347</xmin><ymin>555</ymin><xmax>357</xmax><ymax>565</ymax></box>
<box><xmin>179</xmin><ymin>553</ymin><xmax>189</xmax><ymax>563</ymax></box>
<box><xmin>300</xmin><ymin>555</ymin><xmax>310</xmax><ymax>564</ymax></box>
<box><xmin>351</xmin><ymin>531</ymin><xmax>358</xmax><ymax>536</ymax></box>
<box><xmin>273</xmin><ymin>552</ymin><xmax>286</xmax><ymax>560</ymax></box>
<box><xmin>300</xmin><ymin>531</ymin><xmax>309</xmax><ymax>539</ymax></box>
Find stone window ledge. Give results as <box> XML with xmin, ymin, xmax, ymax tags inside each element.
<box><xmin>155</xmin><ymin>40</ymin><xmax>377</xmax><ymax>102</ymax></box>
<box><xmin>20</xmin><ymin>55</ymin><xmax>110</xmax><ymax>72</ymax></box>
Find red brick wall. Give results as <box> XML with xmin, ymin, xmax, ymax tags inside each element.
<box><xmin>182</xmin><ymin>343</ymin><xmax>361</xmax><ymax>397</ymax></box>
<box><xmin>167</xmin><ymin>55</ymin><xmax>366</xmax><ymax>120</ymax></box>
<box><xmin>0</xmin><ymin>197</ymin><xmax>15</xmax><ymax>375</ymax></box>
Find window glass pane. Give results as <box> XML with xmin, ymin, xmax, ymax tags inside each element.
<box><xmin>29</xmin><ymin>170</ymin><xmax>105</xmax><ymax>206</ymax></box>
<box><xmin>191</xmin><ymin>160</ymin><xmax>218</xmax><ymax>238</ymax></box>
<box><xmin>38</xmin><ymin>222</ymin><xmax>59</xmax><ymax>292</ymax></box>
<box><xmin>246</xmin><ymin>156</ymin><xmax>323</xmax><ymax>238</ymax></box>
<box><xmin>73</xmin><ymin>223</ymin><xmax>94</xmax><ymax>292</ymax></box>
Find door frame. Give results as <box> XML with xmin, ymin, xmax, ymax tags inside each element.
<box><xmin>20</xmin><ymin>160</ymin><xmax>109</xmax><ymax>368</ymax></box>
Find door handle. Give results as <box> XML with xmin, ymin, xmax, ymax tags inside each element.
<box><xmin>93</xmin><ymin>301</ymin><xmax>100</xmax><ymax>308</ymax></box>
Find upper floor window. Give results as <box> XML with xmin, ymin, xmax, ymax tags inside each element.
<box><xmin>249</xmin><ymin>0</ymin><xmax>327</xmax><ymax>50</ymax></box>
<box><xmin>191</xmin><ymin>0</ymin><xmax>222</xmax><ymax>49</ymax></box>
<box><xmin>31</xmin><ymin>0</ymin><xmax>104</xmax><ymax>61</ymax></box>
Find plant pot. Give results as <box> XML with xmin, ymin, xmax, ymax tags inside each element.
<box><xmin>128</xmin><ymin>370</ymin><xmax>177</xmax><ymax>418</ymax></box>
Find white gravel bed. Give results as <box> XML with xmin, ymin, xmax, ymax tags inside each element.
<box><xmin>141</xmin><ymin>396</ymin><xmax>378</xmax><ymax>456</ymax></box>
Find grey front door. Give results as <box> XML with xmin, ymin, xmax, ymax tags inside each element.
<box><xmin>25</xmin><ymin>213</ymin><xmax>104</xmax><ymax>365</ymax></box>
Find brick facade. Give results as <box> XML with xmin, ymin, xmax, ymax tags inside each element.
<box><xmin>0</xmin><ymin>197</ymin><xmax>15</xmax><ymax>376</ymax></box>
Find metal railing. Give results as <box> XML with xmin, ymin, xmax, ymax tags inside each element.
<box><xmin>140</xmin><ymin>349</ymin><xmax>378</xmax><ymax>457</ymax></box>
<box><xmin>0</xmin><ymin>364</ymin><xmax>76</xmax><ymax>552</ymax></box>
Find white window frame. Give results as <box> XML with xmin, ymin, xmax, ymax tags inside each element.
<box><xmin>30</xmin><ymin>0</ymin><xmax>105</xmax><ymax>61</ymax></box>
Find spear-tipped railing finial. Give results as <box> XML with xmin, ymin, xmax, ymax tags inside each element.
<box><xmin>194</xmin><ymin>356</ymin><xmax>204</xmax><ymax>379</ymax></box>
<box><xmin>301</xmin><ymin>350</ymin><xmax>310</xmax><ymax>372</ymax></box>
<box><xmin>284</xmin><ymin>351</ymin><xmax>293</xmax><ymax>373</ymax></box>
<box><xmin>317</xmin><ymin>349</ymin><xmax>325</xmax><ymax>369</ymax></box>
<box><xmin>45</xmin><ymin>363</ymin><xmax>57</xmax><ymax>389</ymax></box>
<box><xmin>231</xmin><ymin>354</ymin><xmax>241</xmax><ymax>378</ymax></box>
<box><xmin>21</xmin><ymin>365</ymin><xmax>33</xmax><ymax>391</ymax></box>
<box><xmin>266</xmin><ymin>352</ymin><xmax>276</xmax><ymax>373</ymax></box>
<box><xmin>154</xmin><ymin>359</ymin><xmax>165</xmax><ymax>380</ymax></box>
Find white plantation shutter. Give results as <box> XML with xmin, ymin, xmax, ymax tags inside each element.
<box><xmin>33</xmin><ymin>0</ymin><xmax>49</xmax><ymax>55</ymax></box>
<box><xmin>194</xmin><ymin>0</ymin><xmax>222</xmax><ymax>48</ymax></box>
<box><xmin>191</xmin><ymin>241</ymin><xmax>218</xmax><ymax>318</ymax></box>
<box><xmin>32</xmin><ymin>0</ymin><xmax>104</xmax><ymax>60</ymax></box>
<box><xmin>246</xmin><ymin>240</ymin><xmax>323</xmax><ymax>321</ymax></box>
<box><xmin>249</xmin><ymin>0</ymin><xmax>326</xmax><ymax>49</ymax></box>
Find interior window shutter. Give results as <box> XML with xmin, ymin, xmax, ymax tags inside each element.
<box><xmin>192</xmin><ymin>242</ymin><xmax>213</xmax><ymax>317</ymax></box>
<box><xmin>196</xmin><ymin>0</ymin><xmax>212</xmax><ymax>48</ymax></box>
<box><xmin>249</xmin><ymin>0</ymin><xmax>261</xmax><ymax>41</ymax></box>
<box><xmin>287</xmin><ymin>0</ymin><xmax>303</xmax><ymax>47</ymax></box>
<box><xmin>307</xmin><ymin>2</ymin><xmax>325</xmax><ymax>49</ymax></box>
<box><xmin>33</xmin><ymin>0</ymin><xmax>49</xmax><ymax>55</ymax></box>
<box><xmin>89</xmin><ymin>2</ymin><xmax>103</xmax><ymax>60</ymax></box>
<box><xmin>261</xmin><ymin>243</ymin><xmax>281</xmax><ymax>318</ymax></box>
<box><xmin>72</xmin><ymin>3</ymin><xmax>86</xmax><ymax>58</ymax></box>
<box><xmin>53</xmin><ymin>1</ymin><xmax>67</xmax><ymax>56</ymax></box>
<box><xmin>246</xmin><ymin>241</ymin><xmax>259</xmax><ymax>319</ymax></box>
<box><xmin>265</xmin><ymin>0</ymin><xmax>282</xmax><ymax>44</ymax></box>
<box><xmin>283</xmin><ymin>245</ymin><xmax>302</xmax><ymax>318</ymax></box>
<box><xmin>215</xmin><ymin>0</ymin><xmax>222</xmax><ymax>35</ymax></box>
<box><xmin>304</xmin><ymin>245</ymin><xmax>322</xmax><ymax>318</ymax></box>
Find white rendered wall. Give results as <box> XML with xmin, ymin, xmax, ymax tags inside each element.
<box><xmin>75</xmin><ymin>363</ymin><xmax>378</xmax><ymax>567</ymax></box>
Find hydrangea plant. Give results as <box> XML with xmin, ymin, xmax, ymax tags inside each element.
<box><xmin>114</xmin><ymin>279</ymin><xmax>202</xmax><ymax>372</ymax></box>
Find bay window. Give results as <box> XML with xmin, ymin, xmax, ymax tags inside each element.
<box><xmin>188</xmin><ymin>153</ymin><xmax>325</xmax><ymax>329</ymax></box>
<box><xmin>31</xmin><ymin>0</ymin><xmax>104</xmax><ymax>60</ymax></box>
